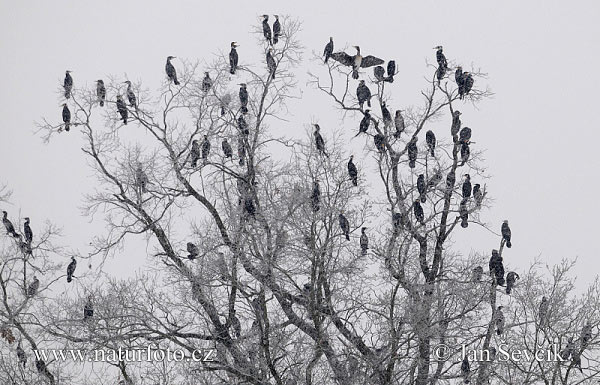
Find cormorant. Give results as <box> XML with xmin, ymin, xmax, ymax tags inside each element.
<box><xmin>506</xmin><ymin>271</ymin><xmax>519</xmax><ymax>294</ymax></box>
<box><xmin>116</xmin><ymin>95</ymin><xmax>128</xmax><ymax>125</ymax></box>
<box><xmin>266</xmin><ymin>48</ymin><xmax>276</xmax><ymax>78</ymax></box>
<box><xmin>339</xmin><ymin>213</ymin><xmax>350</xmax><ymax>241</ymax></box>
<box><xmin>355</xmin><ymin>110</ymin><xmax>371</xmax><ymax>137</ymax></box>
<box><xmin>434</xmin><ymin>46</ymin><xmax>447</xmax><ymax>71</ymax></box>
<box><xmin>16</xmin><ymin>341</ymin><xmax>27</xmax><ymax>367</ymax></box>
<box><xmin>83</xmin><ymin>296</ymin><xmax>94</xmax><ymax>320</ymax></box>
<box><xmin>222</xmin><ymin>139</ymin><xmax>233</xmax><ymax>158</ymax></box>
<box><xmin>229</xmin><ymin>42</ymin><xmax>239</xmax><ymax>74</ymax></box>
<box><xmin>35</xmin><ymin>358</ymin><xmax>47</xmax><ymax>374</ymax></box>
<box><xmin>313</xmin><ymin>124</ymin><xmax>328</xmax><ymax>156</ymax></box>
<box><xmin>135</xmin><ymin>163</ymin><xmax>149</xmax><ymax>192</ymax></box>
<box><xmin>385</xmin><ymin>60</ymin><xmax>396</xmax><ymax>82</ymax></box>
<box><xmin>425</xmin><ymin>130</ymin><xmax>436</xmax><ymax>157</ymax></box>
<box><xmin>501</xmin><ymin>220</ymin><xmax>512</xmax><ymax>248</ymax></box>
<box><xmin>459</xmin><ymin>127</ymin><xmax>471</xmax><ymax>144</ymax></box>
<box><xmin>273</xmin><ymin>15</ymin><xmax>281</xmax><ymax>44</ymax></box>
<box><xmin>66</xmin><ymin>257</ymin><xmax>77</xmax><ymax>283</ymax></box>
<box><xmin>165</xmin><ymin>56</ymin><xmax>180</xmax><ymax>85</ymax></box>
<box><xmin>96</xmin><ymin>80</ymin><xmax>106</xmax><ymax>107</ymax></box>
<box><xmin>560</xmin><ymin>337</ymin><xmax>575</xmax><ymax>360</ymax></box>
<box><xmin>24</xmin><ymin>217</ymin><xmax>32</xmax><ymax>244</ymax></box>
<box><xmin>238</xmin><ymin>114</ymin><xmax>249</xmax><ymax>135</ymax></box>
<box><xmin>262</xmin><ymin>15</ymin><xmax>272</xmax><ymax>44</ymax></box>
<box><xmin>473</xmin><ymin>184</ymin><xmax>483</xmax><ymax>207</ymax></box>
<box><xmin>330</xmin><ymin>46</ymin><xmax>384</xmax><ymax>79</ymax></box>
<box><xmin>538</xmin><ymin>296</ymin><xmax>548</xmax><ymax>326</ymax></box>
<box><xmin>417</xmin><ymin>174</ymin><xmax>426</xmax><ymax>203</ymax></box>
<box><xmin>489</xmin><ymin>249</ymin><xmax>504</xmax><ymax>285</ymax></box>
<box><xmin>407</xmin><ymin>137</ymin><xmax>418</xmax><ymax>168</ymax></box>
<box><xmin>461</xmin><ymin>356</ymin><xmax>470</xmax><ymax>384</ymax></box>
<box><xmin>16</xmin><ymin>234</ymin><xmax>32</xmax><ymax>256</ymax></box>
<box><xmin>360</xmin><ymin>227</ymin><xmax>368</xmax><ymax>256</ymax></box>
<box><xmin>581</xmin><ymin>322</ymin><xmax>592</xmax><ymax>350</ymax></box>
<box><xmin>356</xmin><ymin>80</ymin><xmax>372</xmax><ymax>109</ymax></box>
<box><xmin>446</xmin><ymin>171</ymin><xmax>456</xmax><ymax>191</ymax></box>
<box><xmin>374</xmin><ymin>66</ymin><xmax>385</xmax><ymax>81</ymax></box>
<box><xmin>472</xmin><ymin>266</ymin><xmax>483</xmax><ymax>281</ymax></box>
<box><xmin>2</xmin><ymin>211</ymin><xmax>18</xmax><ymax>237</ymax></box>
<box><xmin>237</xmin><ymin>136</ymin><xmax>246</xmax><ymax>165</ymax></box>
<box><xmin>414</xmin><ymin>200</ymin><xmax>425</xmax><ymax>224</ymax></box>
<box><xmin>311</xmin><ymin>180</ymin><xmax>320</xmax><ymax>212</ymax></box>
<box><xmin>451</xmin><ymin>110</ymin><xmax>461</xmax><ymax>140</ymax></box>
<box><xmin>124</xmin><ymin>80</ymin><xmax>137</xmax><ymax>109</ymax></box>
<box><xmin>436</xmin><ymin>65</ymin><xmax>446</xmax><ymax>82</ymax></box>
<box><xmin>62</xmin><ymin>103</ymin><xmax>71</xmax><ymax>132</ymax></box>
<box><xmin>463</xmin><ymin>72</ymin><xmax>474</xmax><ymax>98</ymax></box>
<box><xmin>244</xmin><ymin>196</ymin><xmax>256</xmax><ymax>219</ymax></box>
<box><xmin>63</xmin><ymin>70</ymin><xmax>73</xmax><ymax>99</ymax></box>
<box><xmin>348</xmin><ymin>156</ymin><xmax>358</xmax><ymax>186</ymax></box>
<box><xmin>496</xmin><ymin>306</ymin><xmax>505</xmax><ymax>335</ymax></box>
<box><xmin>381</xmin><ymin>102</ymin><xmax>392</xmax><ymax>129</ymax></box>
<box><xmin>459</xmin><ymin>199</ymin><xmax>468</xmax><ymax>228</ymax></box>
<box><xmin>374</xmin><ymin>133</ymin><xmax>386</xmax><ymax>153</ymax></box>
<box><xmin>462</xmin><ymin>174</ymin><xmax>471</xmax><ymax>199</ymax></box>
<box><xmin>187</xmin><ymin>242</ymin><xmax>199</xmax><ymax>260</ymax></box>
<box><xmin>455</xmin><ymin>66</ymin><xmax>463</xmax><ymax>86</ymax></box>
<box><xmin>394</xmin><ymin>110</ymin><xmax>405</xmax><ymax>138</ymax></box>
<box><xmin>323</xmin><ymin>37</ymin><xmax>334</xmax><ymax>63</ymax></box>
<box><xmin>201</xmin><ymin>135</ymin><xmax>211</xmax><ymax>160</ymax></box>
<box><xmin>201</xmin><ymin>72</ymin><xmax>212</xmax><ymax>93</ymax></box>
<box><xmin>239</xmin><ymin>83</ymin><xmax>248</xmax><ymax>113</ymax></box>
<box><xmin>190</xmin><ymin>140</ymin><xmax>200</xmax><ymax>167</ymax></box>
<box><xmin>460</xmin><ymin>142</ymin><xmax>470</xmax><ymax>166</ymax></box>
<box><xmin>27</xmin><ymin>276</ymin><xmax>39</xmax><ymax>297</ymax></box>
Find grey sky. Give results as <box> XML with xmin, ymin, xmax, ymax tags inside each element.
<box><xmin>1</xmin><ymin>1</ymin><xmax>599</xmax><ymax>283</ymax></box>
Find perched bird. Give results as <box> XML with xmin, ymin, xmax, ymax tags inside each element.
<box><xmin>201</xmin><ymin>72</ymin><xmax>212</xmax><ymax>93</ymax></box>
<box><xmin>229</xmin><ymin>42</ymin><xmax>239</xmax><ymax>74</ymax></box>
<box><xmin>472</xmin><ymin>266</ymin><xmax>483</xmax><ymax>281</ymax></box>
<box><xmin>462</xmin><ymin>174</ymin><xmax>472</xmax><ymax>199</ymax></box>
<box><xmin>272</xmin><ymin>15</ymin><xmax>281</xmax><ymax>44</ymax></box>
<box><xmin>381</xmin><ymin>102</ymin><xmax>392</xmax><ymax>129</ymax></box>
<box><xmin>190</xmin><ymin>140</ymin><xmax>200</xmax><ymax>167</ymax></box>
<box><xmin>16</xmin><ymin>234</ymin><xmax>32</xmax><ymax>256</ymax></box>
<box><xmin>355</xmin><ymin>110</ymin><xmax>371</xmax><ymax>137</ymax></box>
<box><xmin>66</xmin><ymin>257</ymin><xmax>77</xmax><ymax>283</ymax></box>
<box><xmin>347</xmin><ymin>156</ymin><xmax>358</xmax><ymax>186</ymax></box>
<box><xmin>436</xmin><ymin>65</ymin><xmax>446</xmax><ymax>82</ymax></box>
<box><xmin>239</xmin><ymin>83</ymin><xmax>248</xmax><ymax>113</ymax></box>
<box><xmin>201</xmin><ymin>135</ymin><xmax>211</xmax><ymax>160</ymax></box>
<box><xmin>501</xmin><ymin>220</ymin><xmax>512</xmax><ymax>248</ymax></box>
<box><xmin>62</xmin><ymin>103</ymin><xmax>71</xmax><ymax>132</ymax></box>
<box><xmin>489</xmin><ymin>249</ymin><xmax>505</xmax><ymax>285</ymax></box>
<box><xmin>413</xmin><ymin>200</ymin><xmax>425</xmax><ymax>224</ymax></box>
<box><xmin>385</xmin><ymin>60</ymin><xmax>396</xmax><ymax>82</ymax></box>
<box><xmin>27</xmin><ymin>276</ymin><xmax>39</xmax><ymax>297</ymax></box>
<box><xmin>538</xmin><ymin>296</ymin><xmax>549</xmax><ymax>327</ymax></box>
<box><xmin>459</xmin><ymin>199</ymin><xmax>468</xmax><ymax>228</ymax></box>
<box><xmin>23</xmin><ymin>217</ymin><xmax>33</xmax><ymax>244</ymax></box>
<box><xmin>63</xmin><ymin>70</ymin><xmax>73</xmax><ymax>99</ymax></box>
<box><xmin>374</xmin><ymin>66</ymin><xmax>385</xmax><ymax>81</ymax></box>
<box><xmin>187</xmin><ymin>242</ymin><xmax>199</xmax><ymax>260</ymax></box>
<box><xmin>330</xmin><ymin>46</ymin><xmax>384</xmax><ymax>79</ymax></box>
<box><xmin>16</xmin><ymin>341</ymin><xmax>27</xmax><ymax>367</ymax></box>
<box><xmin>460</xmin><ymin>142</ymin><xmax>470</xmax><ymax>166</ymax></box>
<box><xmin>311</xmin><ymin>181</ymin><xmax>320</xmax><ymax>212</ymax></box>
<box><xmin>505</xmin><ymin>272</ymin><xmax>520</xmax><ymax>294</ymax></box>
<box><xmin>373</xmin><ymin>134</ymin><xmax>386</xmax><ymax>153</ymax></box>
<box><xmin>124</xmin><ymin>80</ymin><xmax>137</xmax><ymax>109</ymax></box>
<box><xmin>238</xmin><ymin>114</ymin><xmax>249</xmax><ymax>135</ymax></box>
<box><xmin>83</xmin><ymin>296</ymin><xmax>94</xmax><ymax>321</ymax></box>
<box><xmin>262</xmin><ymin>15</ymin><xmax>272</xmax><ymax>44</ymax></box>
<box><xmin>473</xmin><ymin>184</ymin><xmax>483</xmax><ymax>207</ymax></box>
<box><xmin>495</xmin><ymin>306</ymin><xmax>505</xmax><ymax>335</ymax></box>
<box><xmin>434</xmin><ymin>46</ymin><xmax>447</xmax><ymax>70</ymax></box>
<box><xmin>463</xmin><ymin>72</ymin><xmax>474</xmax><ymax>98</ymax></box>
<box><xmin>461</xmin><ymin>356</ymin><xmax>470</xmax><ymax>384</ymax></box>
<box><xmin>356</xmin><ymin>80</ymin><xmax>372</xmax><ymax>109</ymax></box>
<box><xmin>394</xmin><ymin>110</ymin><xmax>405</xmax><ymax>138</ymax></box>
<box><xmin>222</xmin><ymin>139</ymin><xmax>233</xmax><ymax>158</ymax></box>
<box><xmin>446</xmin><ymin>171</ymin><xmax>456</xmax><ymax>191</ymax></box>
<box><xmin>560</xmin><ymin>337</ymin><xmax>575</xmax><ymax>360</ymax></box>
<box><xmin>313</xmin><ymin>124</ymin><xmax>328</xmax><ymax>157</ymax></box>
<box><xmin>2</xmin><ymin>211</ymin><xmax>18</xmax><ymax>237</ymax></box>
<box><xmin>407</xmin><ymin>137</ymin><xmax>418</xmax><ymax>168</ymax></box>
<box><xmin>323</xmin><ymin>37</ymin><xmax>334</xmax><ymax>63</ymax></box>
<box><xmin>266</xmin><ymin>48</ymin><xmax>276</xmax><ymax>78</ymax></box>
<box><xmin>96</xmin><ymin>80</ymin><xmax>106</xmax><ymax>107</ymax></box>
<box><xmin>455</xmin><ymin>66</ymin><xmax>464</xmax><ymax>87</ymax></box>
<box><xmin>165</xmin><ymin>56</ymin><xmax>180</xmax><ymax>85</ymax></box>
<box><xmin>459</xmin><ymin>127</ymin><xmax>472</xmax><ymax>144</ymax></box>
<box><xmin>339</xmin><ymin>213</ymin><xmax>350</xmax><ymax>241</ymax></box>
<box><xmin>425</xmin><ymin>130</ymin><xmax>436</xmax><ymax>157</ymax></box>
<box><xmin>360</xmin><ymin>227</ymin><xmax>368</xmax><ymax>256</ymax></box>
<box><xmin>135</xmin><ymin>163</ymin><xmax>149</xmax><ymax>192</ymax></box>
<box><xmin>451</xmin><ymin>110</ymin><xmax>461</xmax><ymax>139</ymax></box>
<box><xmin>581</xmin><ymin>322</ymin><xmax>592</xmax><ymax>350</ymax></box>
<box><xmin>417</xmin><ymin>174</ymin><xmax>426</xmax><ymax>203</ymax></box>
<box><xmin>116</xmin><ymin>95</ymin><xmax>128</xmax><ymax>125</ymax></box>
<box><xmin>244</xmin><ymin>196</ymin><xmax>256</xmax><ymax>218</ymax></box>
<box><xmin>237</xmin><ymin>136</ymin><xmax>246</xmax><ymax>166</ymax></box>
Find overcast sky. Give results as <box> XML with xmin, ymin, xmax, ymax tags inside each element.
<box><xmin>1</xmin><ymin>1</ymin><xmax>599</xmax><ymax>285</ymax></box>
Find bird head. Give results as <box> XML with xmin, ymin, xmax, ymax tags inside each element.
<box><xmin>433</xmin><ymin>46</ymin><xmax>443</xmax><ymax>50</ymax></box>
<box><xmin>66</xmin><ymin>70</ymin><xmax>72</xmax><ymax>74</ymax></box>
<box><xmin>274</xmin><ymin>14</ymin><xmax>279</xmax><ymax>19</ymax></box>
<box><xmin>231</xmin><ymin>41</ymin><xmax>238</xmax><ymax>47</ymax></box>
<box><xmin>61</xmin><ymin>103</ymin><xmax>68</xmax><ymax>107</ymax></box>
<box><xmin>354</xmin><ymin>46</ymin><xmax>360</xmax><ymax>52</ymax></box>
<box><xmin>167</xmin><ymin>56</ymin><xmax>176</xmax><ymax>60</ymax></box>
<box><xmin>456</xmin><ymin>66</ymin><xmax>462</xmax><ymax>71</ymax></box>
<box><xmin>464</xmin><ymin>174</ymin><xmax>470</xmax><ymax>179</ymax></box>
<box><xmin>239</xmin><ymin>83</ymin><xmax>246</xmax><ymax>87</ymax></box>
<box><xmin>313</xmin><ymin>123</ymin><xmax>320</xmax><ymax>130</ymax></box>
<box><xmin>362</xmin><ymin>227</ymin><xmax>367</xmax><ymax>231</ymax></box>
<box><xmin>503</xmin><ymin>220</ymin><xmax>509</xmax><ymax>224</ymax></box>
<box><xmin>97</xmin><ymin>79</ymin><xmax>104</xmax><ymax>84</ymax></box>
<box><xmin>262</xmin><ymin>15</ymin><xmax>269</xmax><ymax>20</ymax></box>
<box><xmin>24</xmin><ymin>217</ymin><xmax>30</xmax><ymax>222</ymax></box>
<box><xmin>204</xmin><ymin>71</ymin><xmax>209</xmax><ymax>76</ymax></box>
<box><xmin>349</xmin><ymin>155</ymin><xmax>353</xmax><ymax>160</ymax></box>
<box><xmin>359</xmin><ymin>80</ymin><xmax>365</xmax><ymax>85</ymax></box>
<box><xmin>123</xmin><ymin>80</ymin><xmax>132</xmax><ymax>85</ymax></box>
<box><xmin>542</xmin><ymin>296</ymin><xmax>547</xmax><ymax>301</ymax></box>
<box><xmin>454</xmin><ymin>110</ymin><xmax>462</xmax><ymax>116</ymax></box>
<box><xmin>192</xmin><ymin>140</ymin><xmax>198</xmax><ymax>145</ymax></box>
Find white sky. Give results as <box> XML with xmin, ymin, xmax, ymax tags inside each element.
<box><xmin>1</xmin><ymin>1</ymin><xmax>599</xmax><ymax>285</ymax></box>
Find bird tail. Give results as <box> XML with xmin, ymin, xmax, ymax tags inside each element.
<box><xmin>506</xmin><ymin>286</ymin><xmax>512</xmax><ymax>295</ymax></box>
<box><xmin>507</xmin><ymin>241</ymin><xmax>512</xmax><ymax>248</ymax></box>
<box><xmin>430</xmin><ymin>149</ymin><xmax>435</xmax><ymax>157</ymax></box>
<box><xmin>496</xmin><ymin>329</ymin><xmax>501</xmax><ymax>336</ymax></box>
<box><xmin>230</xmin><ymin>67</ymin><xmax>235</xmax><ymax>75</ymax></box>
<box><xmin>65</xmin><ymin>91</ymin><xmax>70</xmax><ymax>99</ymax></box>
<box><xmin>67</xmin><ymin>276</ymin><xmax>72</xmax><ymax>283</ymax></box>
<box><xmin>100</xmin><ymin>101</ymin><xmax>104</xmax><ymax>107</ymax></box>
<box><xmin>65</xmin><ymin>123</ymin><xmax>70</xmax><ymax>132</ymax></box>
<box><xmin>461</xmin><ymin>220</ymin><xmax>468</xmax><ymax>228</ymax></box>
<box><xmin>367</xmin><ymin>99</ymin><xmax>371</xmax><ymax>108</ymax></box>
<box><xmin>345</xmin><ymin>234</ymin><xmax>350</xmax><ymax>241</ymax></box>
<box><xmin>174</xmin><ymin>77</ymin><xmax>180</xmax><ymax>86</ymax></box>
<box><xmin>409</xmin><ymin>160</ymin><xmax>415</xmax><ymax>168</ymax></box>
<box><xmin>352</xmin><ymin>178</ymin><xmax>358</xmax><ymax>186</ymax></box>
<box><xmin>420</xmin><ymin>195</ymin><xmax>426</xmax><ymax>203</ymax></box>
<box><xmin>352</xmin><ymin>70</ymin><xmax>358</xmax><ymax>79</ymax></box>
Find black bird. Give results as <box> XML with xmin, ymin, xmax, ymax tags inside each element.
<box><xmin>394</xmin><ymin>110</ymin><xmax>405</xmax><ymax>138</ymax></box>
<box><xmin>201</xmin><ymin>72</ymin><xmax>212</xmax><ymax>93</ymax></box>
<box><xmin>187</xmin><ymin>242</ymin><xmax>199</xmax><ymax>260</ymax></box>
<box><xmin>66</xmin><ymin>257</ymin><xmax>77</xmax><ymax>283</ymax></box>
<box><xmin>16</xmin><ymin>234</ymin><xmax>32</xmax><ymax>256</ymax></box>
<box><xmin>506</xmin><ymin>272</ymin><xmax>519</xmax><ymax>294</ymax></box>
<box><xmin>229</xmin><ymin>42</ymin><xmax>239</xmax><ymax>74</ymax></box>
<box><xmin>417</xmin><ymin>174</ymin><xmax>426</xmax><ymax>203</ymax></box>
<box><xmin>385</xmin><ymin>60</ymin><xmax>396</xmax><ymax>82</ymax></box>
<box><xmin>96</xmin><ymin>80</ymin><xmax>106</xmax><ymax>107</ymax></box>
<box><xmin>455</xmin><ymin>66</ymin><xmax>463</xmax><ymax>86</ymax></box>
<box><xmin>83</xmin><ymin>296</ymin><xmax>94</xmax><ymax>321</ymax></box>
<box><xmin>425</xmin><ymin>130</ymin><xmax>436</xmax><ymax>157</ymax></box>
<box><xmin>581</xmin><ymin>322</ymin><xmax>592</xmax><ymax>350</ymax></box>
<box><xmin>459</xmin><ymin>199</ymin><xmax>468</xmax><ymax>228</ymax></box>
<box><xmin>201</xmin><ymin>135</ymin><xmax>211</xmax><ymax>160</ymax></box>
<box><xmin>27</xmin><ymin>276</ymin><xmax>39</xmax><ymax>297</ymax></box>
<box><xmin>63</xmin><ymin>70</ymin><xmax>73</xmax><ymax>99</ymax></box>
<box><xmin>323</xmin><ymin>37</ymin><xmax>334</xmax><ymax>63</ymax></box>
<box><xmin>436</xmin><ymin>65</ymin><xmax>446</xmax><ymax>82</ymax></box>
<box><xmin>451</xmin><ymin>110</ymin><xmax>461</xmax><ymax>139</ymax></box>
<box><xmin>24</xmin><ymin>217</ymin><xmax>33</xmax><ymax>244</ymax></box>
<box><xmin>124</xmin><ymin>81</ymin><xmax>137</xmax><ymax>109</ymax></box>
<box><xmin>348</xmin><ymin>156</ymin><xmax>358</xmax><ymax>186</ymax></box>
<box><xmin>374</xmin><ymin>66</ymin><xmax>385</xmax><ymax>82</ymax></box>
<box><xmin>496</xmin><ymin>306</ymin><xmax>505</xmax><ymax>335</ymax></box>
<box><xmin>473</xmin><ymin>184</ymin><xmax>483</xmax><ymax>207</ymax></box>
<box><xmin>538</xmin><ymin>296</ymin><xmax>549</xmax><ymax>327</ymax></box>
<box><xmin>356</xmin><ymin>80</ymin><xmax>372</xmax><ymax>108</ymax></box>
<box><xmin>381</xmin><ymin>102</ymin><xmax>392</xmax><ymax>129</ymax></box>
<box><xmin>2</xmin><ymin>211</ymin><xmax>18</xmax><ymax>237</ymax></box>
<box><xmin>446</xmin><ymin>171</ymin><xmax>456</xmax><ymax>191</ymax></box>
<box><xmin>460</xmin><ymin>142</ymin><xmax>470</xmax><ymax>166</ymax></box>
<box><xmin>16</xmin><ymin>341</ymin><xmax>27</xmax><ymax>367</ymax></box>
<box><xmin>237</xmin><ymin>136</ymin><xmax>246</xmax><ymax>166</ymax></box>
<box><xmin>434</xmin><ymin>46</ymin><xmax>447</xmax><ymax>70</ymax></box>
<box><xmin>238</xmin><ymin>114</ymin><xmax>249</xmax><ymax>135</ymax></box>
<box><xmin>62</xmin><ymin>103</ymin><xmax>71</xmax><ymax>132</ymax></box>
<box><xmin>190</xmin><ymin>140</ymin><xmax>200</xmax><ymax>167</ymax></box>
<box><xmin>463</xmin><ymin>72</ymin><xmax>474</xmax><ymax>98</ymax></box>
<box><xmin>273</xmin><ymin>15</ymin><xmax>281</xmax><ymax>44</ymax></box>
<box><xmin>355</xmin><ymin>110</ymin><xmax>371</xmax><ymax>137</ymax></box>
<box><xmin>489</xmin><ymin>249</ymin><xmax>504</xmax><ymax>285</ymax></box>
<box><xmin>459</xmin><ymin>127</ymin><xmax>471</xmax><ymax>144</ymax></box>
<box><xmin>560</xmin><ymin>337</ymin><xmax>575</xmax><ymax>360</ymax></box>
<box><xmin>311</xmin><ymin>181</ymin><xmax>320</xmax><ymax>212</ymax></box>
<box><xmin>116</xmin><ymin>95</ymin><xmax>128</xmax><ymax>125</ymax></box>
<box><xmin>244</xmin><ymin>197</ymin><xmax>256</xmax><ymax>219</ymax></box>
<box><xmin>360</xmin><ymin>227</ymin><xmax>368</xmax><ymax>256</ymax></box>
<box><xmin>330</xmin><ymin>46</ymin><xmax>384</xmax><ymax>79</ymax></box>
<box><xmin>165</xmin><ymin>56</ymin><xmax>180</xmax><ymax>85</ymax></box>
<box><xmin>462</xmin><ymin>174</ymin><xmax>472</xmax><ymax>199</ymax></box>
<box><xmin>222</xmin><ymin>139</ymin><xmax>233</xmax><ymax>158</ymax></box>
<box><xmin>339</xmin><ymin>213</ymin><xmax>350</xmax><ymax>241</ymax></box>
<box><xmin>461</xmin><ymin>356</ymin><xmax>470</xmax><ymax>384</ymax></box>
<box><xmin>374</xmin><ymin>133</ymin><xmax>386</xmax><ymax>153</ymax></box>
<box><xmin>262</xmin><ymin>15</ymin><xmax>272</xmax><ymax>44</ymax></box>
<box><xmin>413</xmin><ymin>200</ymin><xmax>425</xmax><ymax>224</ymax></box>
<box><xmin>501</xmin><ymin>220</ymin><xmax>512</xmax><ymax>248</ymax></box>
<box><xmin>35</xmin><ymin>358</ymin><xmax>48</xmax><ymax>374</ymax></box>
<box><xmin>407</xmin><ymin>137</ymin><xmax>418</xmax><ymax>168</ymax></box>
<box><xmin>266</xmin><ymin>48</ymin><xmax>276</xmax><ymax>78</ymax></box>
<box><xmin>313</xmin><ymin>124</ymin><xmax>328</xmax><ymax>156</ymax></box>
<box><xmin>472</xmin><ymin>266</ymin><xmax>483</xmax><ymax>281</ymax></box>
<box><xmin>239</xmin><ymin>83</ymin><xmax>248</xmax><ymax>113</ymax></box>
